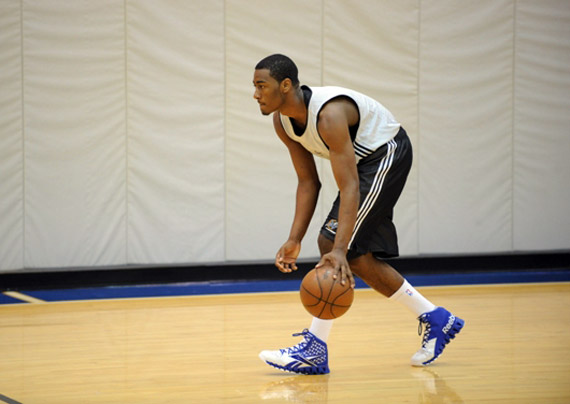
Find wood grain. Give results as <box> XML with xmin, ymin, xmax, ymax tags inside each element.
<box><xmin>1</xmin><ymin>283</ymin><xmax>569</xmax><ymax>403</ymax></box>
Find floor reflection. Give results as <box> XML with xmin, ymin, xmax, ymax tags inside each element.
<box><xmin>260</xmin><ymin>374</ymin><xmax>329</xmax><ymax>403</ymax></box>
<box><xmin>257</xmin><ymin>367</ymin><xmax>464</xmax><ymax>403</ymax></box>
<box><xmin>411</xmin><ymin>367</ymin><xmax>463</xmax><ymax>403</ymax></box>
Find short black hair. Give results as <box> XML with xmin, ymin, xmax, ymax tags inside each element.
<box><xmin>255</xmin><ymin>54</ymin><xmax>299</xmax><ymax>87</ymax></box>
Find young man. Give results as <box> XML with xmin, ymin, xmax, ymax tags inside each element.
<box><xmin>253</xmin><ymin>54</ymin><xmax>464</xmax><ymax>375</ymax></box>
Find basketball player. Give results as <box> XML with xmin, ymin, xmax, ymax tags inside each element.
<box><xmin>253</xmin><ymin>54</ymin><xmax>464</xmax><ymax>374</ymax></box>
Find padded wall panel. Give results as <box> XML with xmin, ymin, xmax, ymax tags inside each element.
<box><xmin>23</xmin><ymin>0</ymin><xmax>126</xmax><ymax>268</ymax></box>
<box><xmin>127</xmin><ymin>1</ymin><xmax>225</xmax><ymax>263</ymax></box>
<box><xmin>0</xmin><ymin>1</ymin><xmax>24</xmax><ymax>270</ymax></box>
<box><xmin>513</xmin><ymin>0</ymin><xmax>570</xmax><ymax>250</ymax></box>
<box><xmin>3</xmin><ymin>0</ymin><xmax>569</xmax><ymax>272</ymax></box>
<box><xmin>225</xmin><ymin>0</ymin><xmax>324</xmax><ymax>261</ymax></box>
<box><xmin>324</xmin><ymin>0</ymin><xmax>420</xmax><ymax>256</ymax></box>
<box><xmin>418</xmin><ymin>0</ymin><xmax>514</xmax><ymax>254</ymax></box>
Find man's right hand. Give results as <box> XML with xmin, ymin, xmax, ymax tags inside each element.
<box><xmin>275</xmin><ymin>240</ymin><xmax>301</xmax><ymax>273</ymax></box>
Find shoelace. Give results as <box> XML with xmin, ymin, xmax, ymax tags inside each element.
<box><xmin>286</xmin><ymin>329</ymin><xmax>311</xmax><ymax>354</ymax></box>
<box><xmin>417</xmin><ymin>315</ymin><xmax>431</xmax><ymax>347</ymax></box>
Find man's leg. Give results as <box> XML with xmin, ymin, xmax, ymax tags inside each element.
<box><xmin>257</xmin><ymin>235</ymin><xmax>336</xmax><ymax>375</ymax></box>
<box><xmin>348</xmin><ymin>252</ymin><xmax>435</xmax><ymax>315</ymax></box>
<box><xmin>347</xmin><ymin>252</ymin><xmax>405</xmax><ymax>297</ymax></box>
<box><xmin>346</xmin><ymin>250</ymin><xmax>464</xmax><ymax>366</ymax></box>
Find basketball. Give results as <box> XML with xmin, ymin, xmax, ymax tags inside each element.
<box><xmin>299</xmin><ymin>265</ymin><xmax>354</xmax><ymax>319</ymax></box>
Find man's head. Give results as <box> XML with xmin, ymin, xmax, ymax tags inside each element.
<box><xmin>255</xmin><ymin>54</ymin><xmax>299</xmax><ymax>87</ymax></box>
<box><xmin>253</xmin><ymin>54</ymin><xmax>300</xmax><ymax>115</ymax></box>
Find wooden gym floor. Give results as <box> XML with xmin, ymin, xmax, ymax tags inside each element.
<box><xmin>1</xmin><ymin>282</ymin><xmax>569</xmax><ymax>403</ymax></box>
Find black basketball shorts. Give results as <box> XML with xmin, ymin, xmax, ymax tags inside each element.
<box><xmin>320</xmin><ymin>126</ymin><xmax>413</xmax><ymax>259</ymax></box>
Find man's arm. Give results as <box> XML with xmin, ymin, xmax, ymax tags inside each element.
<box><xmin>272</xmin><ymin>112</ymin><xmax>321</xmax><ymax>272</ymax></box>
<box><xmin>316</xmin><ymin>99</ymin><xmax>360</xmax><ymax>287</ymax></box>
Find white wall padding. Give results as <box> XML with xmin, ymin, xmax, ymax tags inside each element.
<box><xmin>323</xmin><ymin>0</ymin><xmax>421</xmax><ymax>256</ymax></box>
<box><xmin>513</xmin><ymin>0</ymin><xmax>570</xmax><ymax>250</ymax></box>
<box><xmin>225</xmin><ymin>0</ymin><xmax>324</xmax><ymax>261</ymax></box>
<box><xmin>23</xmin><ymin>0</ymin><xmax>127</xmax><ymax>268</ymax></box>
<box><xmin>418</xmin><ymin>0</ymin><xmax>514</xmax><ymax>254</ymax></box>
<box><xmin>126</xmin><ymin>0</ymin><xmax>225</xmax><ymax>264</ymax></box>
<box><xmin>1</xmin><ymin>0</ymin><xmax>569</xmax><ymax>272</ymax></box>
<box><xmin>0</xmin><ymin>1</ymin><xmax>24</xmax><ymax>270</ymax></box>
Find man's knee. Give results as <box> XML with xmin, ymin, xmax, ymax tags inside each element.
<box><xmin>317</xmin><ymin>234</ymin><xmax>334</xmax><ymax>255</ymax></box>
<box><xmin>348</xmin><ymin>253</ymin><xmax>384</xmax><ymax>274</ymax></box>
<box><xmin>348</xmin><ymin>254</ymin><xmax>365</xmax><ymax>274</ymax></box>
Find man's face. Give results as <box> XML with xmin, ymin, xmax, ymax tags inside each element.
<box><xmin>253</xmin><ymin>69</ymin><xmax>283</xmax><ymax>116</ymax></box>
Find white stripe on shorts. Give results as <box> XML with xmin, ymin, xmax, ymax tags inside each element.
<box><xmin>349</xmin><ymin>139</ymin><xmax>397</xmax><ymax>247</ymax></box>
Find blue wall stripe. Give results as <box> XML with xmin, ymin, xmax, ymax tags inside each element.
<box><xmin>3</xmin><ymin>269</ymin><xmax>567</xmax><ymax>304</ymax></box>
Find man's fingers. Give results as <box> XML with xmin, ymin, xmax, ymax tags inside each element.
<box><xmin>346</xmin><ymin>268</ymin><xmax>355</xmax><ymax>289</ymax></box>
<box><xmin>338</xmin><ymin>266</ymin><xmax>355</xmax><ymax>289</ymax></box>
<box><xmin>339</xmin><ymin>269</ymin><xmax>347</xmax><ymax>285</ymax></box>
<box><xmin>275</xmin><ymin>258</ymin><xmax>297</xmax><ymax>273</ymax></box>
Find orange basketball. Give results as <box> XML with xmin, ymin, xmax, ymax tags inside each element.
<box><xmin>300</xmin><ymin>265</ymin><xmax>354</xmax><ymax>319</ymax></box>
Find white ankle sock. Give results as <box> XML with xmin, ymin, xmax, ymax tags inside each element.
<box><xmin>389</xmin><ymin>279</ymin><xmax>436</xmax><ymax>317</ymax></box>
<box><xmin>308</xmin><ymin>317</ymin><xmax>334</xmax><ymax>342</ymax></box>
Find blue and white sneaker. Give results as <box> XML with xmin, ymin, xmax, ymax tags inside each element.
<box><xmin>259</xmin><ymin>329</ymin><xmax>330</xmax><ymax>375</ymax></box>
<box><xmin>411</xmin><ymin>307</ymin><xmax>465</xmax><ymax>366</ymax></box>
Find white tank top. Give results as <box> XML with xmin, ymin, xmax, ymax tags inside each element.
<box><xmin>280</xmin><ymin>86</ymin><xmax>400</xmax><ymax>162</ymax></box>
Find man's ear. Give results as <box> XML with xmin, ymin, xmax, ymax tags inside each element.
<box><xmin>280</xmin><ymin>78</ymin><xmax>293</xmax><ymax>93</ymax></box>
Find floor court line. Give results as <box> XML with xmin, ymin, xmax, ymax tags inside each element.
<box><xmin>2</xmin><ymin>291</ymin><xmax>45</xmax><ymax>304</ymax></box>
<box><xmin>0</xmin><ymin>393</ymin><xmax>22</xmax><ymax>404</ymax></box>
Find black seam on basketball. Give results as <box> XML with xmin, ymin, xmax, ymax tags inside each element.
<box><xmin>323</xmin><ymin>269</ymin><xmax>340</xmax><ymax>318</ymax></box>
<box><xmin>330</xmin><ymin>285</ymin><xmax>352</xmax><ymax>304</ymax></box>
<box><xmin>301</xmin><ymin>285</ymin><xmax>321</xmax><ymax>300</ymax></box>
<box><xmin>301</xmin><ymin>286</ymin><xmax>324</xmax><ymax>307</ymax></box>
<box><xmin>316</xmin><ymin>268</ymin><xmax>327</xmax><ymax>318</ymax></box>
<box><xmin>330</xmin><ymin>285</ymin><xmax>354</xmax><ymax>317</ymax></box>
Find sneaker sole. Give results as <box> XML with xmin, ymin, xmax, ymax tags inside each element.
<box><xmin>419</xmin><ymin>316</ymin><xmax>465</xmax><ymax>366</ymax></box>
<box><xmin>264</xmin><ymin>360</ymin><xmax>330</xmax><ymax>375</ymax></box>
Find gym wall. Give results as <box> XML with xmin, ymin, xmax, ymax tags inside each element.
<box><xmin>1</xmin><ymin>0</ymin><xmax>569</xmax><ymax>271</ymax></box>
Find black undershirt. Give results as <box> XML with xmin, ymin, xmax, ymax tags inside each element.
<box><xmin>290</xmin><ymin>85</ymin><xmax>359</xmax><ymax>142</ymax></box>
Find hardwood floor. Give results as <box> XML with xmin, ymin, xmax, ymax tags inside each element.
<box><xmin>1</xmin><ymin>282</ymin><xmax>569</xmax><ymax>403</ymax></box>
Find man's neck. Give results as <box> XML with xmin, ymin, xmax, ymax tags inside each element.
<box><xmin>280</xmin><ymin>86</ymin><xmax>307</xmax><ymax>125</ymax></box>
